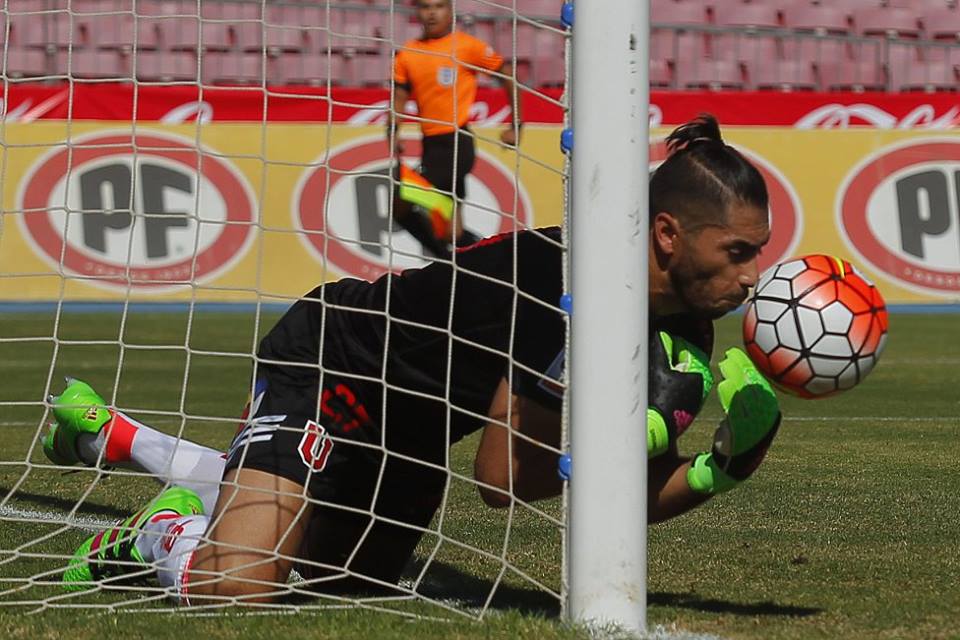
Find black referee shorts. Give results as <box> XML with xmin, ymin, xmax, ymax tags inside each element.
<box><xmin>420</xmin><ymin>127</ymin><xmax>476</xmax><ymax>201</ymax></box>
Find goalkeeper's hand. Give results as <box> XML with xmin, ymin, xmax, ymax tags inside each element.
<box><xmin>687</xmin><ymin>348</ymin><xmax>782</xmax><ymax>495</ymax></box>
<box><xmin>648</xmin><ymin>331</ymin><xmax>714</xmax><ymax>458</ymax></box>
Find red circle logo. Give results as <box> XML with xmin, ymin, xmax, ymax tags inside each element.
<box><xmin>650</xmin><ymin>140</ymin><xmax>801</xmax><ymax>273</ymax></box>
<box><xmin>295</xmin><ymin>136</ymin><xmax>532</xmax><ymax>280</ymax></box>
<box><xmin>19</xmin><ymin>132</ymin><xmax>254</xmax><ymax>289</ymax></box>
<box><xmin>838</xmin><ymin>139</ymin><xmax>960</xmax><ymax>294</ymax></box>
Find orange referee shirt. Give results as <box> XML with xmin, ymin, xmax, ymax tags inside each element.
<box><xmin>394</xmin><ymin>32</ymin><xmax>504</xmax><ymax>137</ymax></box>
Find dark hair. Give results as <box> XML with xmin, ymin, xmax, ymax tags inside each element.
<box><xmin>650</xmin><ymin>114</ymin><xmax>768</xmax><ymax>231</ymax></box>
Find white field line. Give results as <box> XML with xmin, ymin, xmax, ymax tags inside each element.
<box><xmin>0</xmin><ymin>504</ymin><xmax>115</xmax><ymax>533</ymax></box>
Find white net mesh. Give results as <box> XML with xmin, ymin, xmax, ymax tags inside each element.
<box><xmin>0</xmin><ymin>0</ymin><xmax>570</xmax><ymax>619</ymax></box>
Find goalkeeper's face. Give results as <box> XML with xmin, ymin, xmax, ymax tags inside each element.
<box><xmin>670</xmin><ymin>204</ymin><xmax>770</xmax><ymax>320</ymax></box>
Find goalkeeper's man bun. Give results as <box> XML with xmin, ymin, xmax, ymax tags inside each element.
<box><xmin>650</xmin><ymin>113</ymin><xmax>768</xmax><ymax>231</ymax></box>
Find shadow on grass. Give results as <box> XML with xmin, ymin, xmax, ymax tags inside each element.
<box><xmin>649</xmin><ymin>591</ymin><xmax>822</xmax><ymax>617</ymax></box>
<box><xmin>0</xmin><ymin>484</ymin><xmax>130</xmax><ymax>521</ymax></box>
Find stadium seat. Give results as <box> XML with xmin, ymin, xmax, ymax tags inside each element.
<box><xmin>204</xmin><ymin>53</ymin><xmax>264</xmax><ymax>85</ymax></box>
<box><xmin>651</xmin><ymin>2</ymin><xmax>709</xmax><ymax>65</ymax></box>
<box><xmin>329</xmin><ymin>8</ymin><xmax>385</xmax><ymax>53</ymax></box>
<box><xmin>821</xmin><ymin>58</ymin><xmax>886</xmax><ymax>92</ymax></box>
<box><xmin>750</xmin><ymin>59</ymin><xmax>818</xmax><ymax>92</ymax></box>
<box><xmin>351</xmin><ymin>51</ymin><xmax>392</xmax><ymax>87</ymax></box>
<box><xmin>133</xmin><ymin>51</ymin><xmax>198</xmax><ymax>82</ymax></box>
<box><xmin>713</xmin><ymin>32</ymin><xmax>780</xmax><ymax>66</ymax></box>
<box><xmin>781</xmin><ymin>37</ymin><xmax>850</xmax><ymax>68</ymax></box>
<box><xmin>498</xmin><ymin>22</ymin><xmax>564</xmax><ymax>63</ymax></box>
<box><xmin>57</xmin><ymin>49</ymin><xmax>128</xmax><ymax>80</ymax></box>
<box><xmin>81</xmin><ymin>16</ymin><xmax>160</xmax><ymax>52</ymax></box>
<box><xmin>13</xmin><ymin>14</ymin><xmax>75</xmax><ymax>52</ymax></box>
<box><xmin>532</xmin><ymin>54</ymin><xmax>565</xmax><ymax>86</ymax></box>
<box><xmin>236</xmin><ymin>23</ymin><xmax>307</xmax><ymax>55</ymax></box>
<box><xmin>677</xmin><ymin>59</ymin><xmax>745</xmax><ymax>90</ymax></box>
<box><xmin>921</xmin><ymin>8</ymin><xmax>960</xmax><ymax>42</ymax></box>
<box><xmin>713</xmin><ymin>4</ymin><xmax>780</xmax><ymax>29</ymax></box>
<box><xmin>516</xmin><ymin>0</ymin><xmax>562</xmax><ymax>20</ymax></box>
<box><xmin>164</xmin><ymin>20</ymin><xmax>233</xmax><ymax>53</ymax></box>
<box><xmin>782</xmin><ymin>4</ymin><xmax>850</xmax><ymax>36</ymax></box>
<box><xmin>897</xmin><ymin>61</ymin><xmax>958</xmax><ymax>92</ymax></box>
<box><xmin>650</xmin><ymin>58</ymin><xmax>672</xmax><ymax>89</ymax></box>
<box><xmin>279</xmin><ymin>52</ymin><xmax>348</xmax><ymax>86</ymax></box>
<box><xmin>4</xmin><ymin>47</ymin><xmax>48</xmax><ymax>78</ymax></box>
<box><xmin>853</xmin><ymin>8</ymin><xmax>921</xmax><ymax>39</ymax></box>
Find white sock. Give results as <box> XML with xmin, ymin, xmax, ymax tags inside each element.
<box><xmin>77</xmin><ymin>411</ymin><xmax>225</xmax><ymax>514</ymax></box>
<box><xmin>136</xmin><ymin>513</ymin><xmax>209</xmax><ymax>604</ymax></box>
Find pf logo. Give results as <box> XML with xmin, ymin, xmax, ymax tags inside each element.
<box><xmin>650</xmin><ymin>140</ymin><xmax>801</xmax><ymax>273</ymax></box>
<box><xmin>838</xmin><ymin>139</ymin><xmax>960</xmax><ymax>294</ymax></box>
<box><xmin>19</xmin><ymin>132</ymin><xmax>254</xmax><ymax>289</ymax></box>
<box><xmin>294</xmin><ymin>136</ymin><xmax>532</xmax><ymax>280</ymax></box>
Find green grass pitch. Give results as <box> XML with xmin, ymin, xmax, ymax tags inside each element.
<box><xmin>0</xmin><ymin>309</ymin><xmax>957</xmax><ymax>639</ymax></box>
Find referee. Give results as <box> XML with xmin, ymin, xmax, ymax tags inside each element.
<box><xmin>388</xmin><ymin>0</ymin><xmax>522</xmax><ymax>258</ymax></box>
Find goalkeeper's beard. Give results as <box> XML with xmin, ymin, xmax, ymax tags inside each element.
<box><xmin>669</xmin><ymin>254</ymin><xmax>742</xmax><ymax>321</ymax></box>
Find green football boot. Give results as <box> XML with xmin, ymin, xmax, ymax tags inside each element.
<box><xmin>42</xmin><ymin>378</ymin><xmax>113</xmax><ymax>466</ymax></box>
<box><xmin>62</xmin><ymin>486</ymin><xmax>205</xmax><ymax>591</ymax></box>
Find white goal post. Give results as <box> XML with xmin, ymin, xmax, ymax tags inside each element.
<box><xmin>567</xmin><ymin>0</ymin><xmax>649</xmax><ymax>633</ymax></box>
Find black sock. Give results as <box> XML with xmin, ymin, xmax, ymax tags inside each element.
<box><xmin>396</xmin><ymin>209</ymin><xmax>451</xmax><ymax>260</ymax></box>
<box><xmin>455</xmin><ymin>228</ymin><xmax>481</xmax><ymax>248</ymax></box>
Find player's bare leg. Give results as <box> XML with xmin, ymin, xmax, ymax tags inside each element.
<box><xmin>182</xmin><ymin>468</ymin><xmax>312</xmax><ymax>604</ymax></box>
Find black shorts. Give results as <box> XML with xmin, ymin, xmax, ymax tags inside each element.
<box><xmin>223</xmin><ymin>354</ymin><xmax>446</xmax><ymax>587</ymax></box>
<box><xmin>420</xmin><ymin>128</ymin><xmax>476</xmax><ymax>201</ymax></box>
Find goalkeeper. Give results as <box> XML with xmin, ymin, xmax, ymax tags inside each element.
<box><xmin>43</xmin><ymin>115</ymin><xmax>781</xmax><ymax>603</ymax></box>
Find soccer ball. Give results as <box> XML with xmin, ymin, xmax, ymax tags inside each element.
<box><xmin>743</xmin><ymin>255</ymin><xmax>888</xmax><ymax>398</ymax></box>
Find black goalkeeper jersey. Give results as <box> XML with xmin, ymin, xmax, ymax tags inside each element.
<box><xmin>257</xmin><ymin>226</ymin><xmax>713</xmax><ymax>464</ymax></box>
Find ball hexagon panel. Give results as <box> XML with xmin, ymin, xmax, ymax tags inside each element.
<box><xmin>796</xmin><ymin>306</ymin><xmax>825</xmax><ymax>347</ymax></box>
<box><xmin>821</xmin><ymin>300</ymin><xmax>854</xmax><ymax>334</ymax></box>
<box><xmin>754</xmin><ymin>321</ymin><xmax>779</xmax><ymax>354</ymax></box>
<box><xmin>808</xmin><ymin>355</ymin><xmax>848</xmax><ymax>378</ymax></box>
<box><xmin>775</xmin><ymin>311</ymin><xmax>803</xmax><ymax>351</ymax></box>
<box><xmin>811</xmin><ymin>334</ymin><xmax>854</xmax><ymax>359</ymax></box>
<box><xmin>758</xmin><ymin>277</ymin><xmax>792</xmax><ymax>301</ymax></box>
<box><xmin>755</xmin><ymin>299</ymin><xmax>789</xmax><ymax>323</ymax></box>
<box><xmin>775</xmin><ymin>259</ymin><xmax>807</xmax><ymax>280</ymax></box>
<box><xmin>805</xmin><ymin>375</ymin><xmax>839</xmax><ymax>396</ymax></box>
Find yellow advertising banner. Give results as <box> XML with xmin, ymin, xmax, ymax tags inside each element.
<box><xmin>2</xmin><ymin>123</ymin><xmax>960</xmax><ymax>304</ymax></box>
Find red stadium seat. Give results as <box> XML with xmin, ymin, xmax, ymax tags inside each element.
<box><xmin>133</xmin><ymin>51</ymin><xmax>198</xmax><ymax>82</ymax></box>
<box><xmin>13</xmin><ymin>14</ymin><xmax>76</xmax><ymax>51</ymax></box>
<box><xmin>713</xmin><ymin>4</ymin><xmax>780</xmax><ymax>29</ymax></box>
<box><xmin>821</xmin><ymin>59</ymin><xmax>886</xmax><ymax>92</ymax></box>
<box><xmin>677</xmin><ymin>59</ymin><xmax>745</xmax><ymax>91</ymax></box>
<box><xmin>4</xmin><ymin>47</ymin><xmax>49</xmax><ymax>78</ymax></box>
<box><xmin>57</xmin><ymin>49</ymin><xmax>128</xmax><ymax>79</ymax></box>
<box><xmin>498</xmin><ymin>22</ymin><xmax>565</xmax><ymax>63</ymax></box>
<box><xmin>163</xmin><ymin>20</ymin><xmax>233</xmax><ymax>52</ymax></box>
<box><xmin>713</xmin><ymin>32</ymin><xmax>780</xmax><ymax>66</ymax></box>
<box><xmin>279</xmin><ymin>52</ymin><xmax>349</xmax><ymax>86</ymax></box>
<box><xmin>750</xmin><ymin>59</ymin><xmax>818</xmax><ymax>92</ymax></box>
<box><xmin>651</xmin><ymin>1</ymin><xmax>709</xmax><ymax>65</ymax></box>
<box><xmin>921</xmin><ymin>8</ymin><xmax>960</xmax><ymax>41</ymax></box>
<box><xmin>898</xmin><ymin>61</ymin><xmax>958</xmax><ymax>92</ymax></box>
<box><xmin>853</xmin><ymin>8</ymin><xmax>921</xmax><ymax>39</ymax></box>
<box><xmin>650</xmin><ymin>58</ymin><xmax>672</xmax><ymax>89</ymax></box>
<box><xmin>782</xmin><ymin>5</ymin><xmax>850</xmax><ymax>36</ymax></box>
<box><xmin>204</xmin><ymin>53</ymin><xmax>265</xmax><ymax>85</ymax></box>
<box><xmin>329</xmin><ymin>8</ymin><xmax>386</xmax><ymax>53</ymax></box>
<box><xmin>236</xmin><ymin>23</ymin><xmax>308</xmax><ymax>55</ymax></box>
<box><xmin>532</xmin><ymin>54</ymin><xmax>565</xmax><ymax>86</ymax></box>
<box><xmin>351</xmin><ymin>51</ymin><xmax>392</xmax><ymax>87</ymax></box>
<box><xmin>516</xmin><ymin>0</ymin><xmax>561</xmax><ymax>20</ymax></box>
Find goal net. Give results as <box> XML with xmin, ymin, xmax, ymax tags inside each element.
<box><xmin>0</xmin><ymin>0</ymin><xmax>574</xmax><ymax>620</ymax></box>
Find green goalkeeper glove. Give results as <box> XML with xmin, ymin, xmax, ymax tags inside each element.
<box><xmin>648</xmin><ymin>331</ymin><xmax>714</xmax><ymax>458</ymax></box>
<box><xmin>687</xmin><ymin>348</ymin><xmax>781</xmax><ymax>494</ymax></box>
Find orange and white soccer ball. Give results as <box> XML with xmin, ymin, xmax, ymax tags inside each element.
<box><xmin>743</xmin><ymin>255</ymin><xmax>889</xmax><ymax>398</ymax></box>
